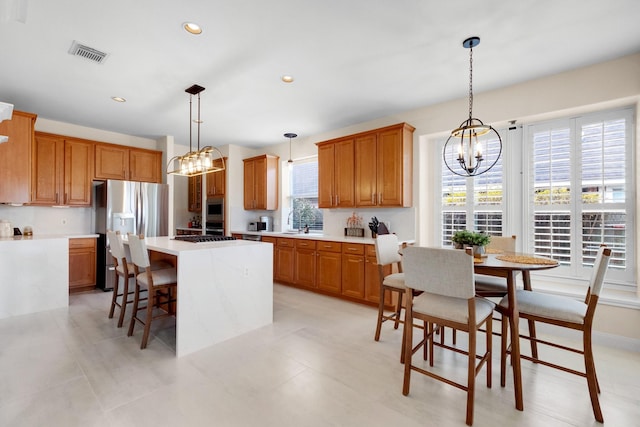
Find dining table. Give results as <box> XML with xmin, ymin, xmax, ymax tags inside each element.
<box><xmin>472</xmin><ymin>250</ymin><xmax>559</xmax><ymax>411</ymax></box>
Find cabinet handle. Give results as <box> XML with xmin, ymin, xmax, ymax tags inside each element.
<box><xmin>371</xmin><ymin>193</ymin><xmax>375</xmax><ymax>204</ymax></box>
<box><xmin>336</xmin><ymin>195</ymin><xmax>340</xmax><ymax>205</ymax></box>
<box><xmin>379</xmin><ymin>193</ymin><xmax>382</xmax><ymax>204</ymax></box>
<box><xmin>348</xmin><ymin>247</ymin><xmax>357</xmax><ymax>251</ymax></box>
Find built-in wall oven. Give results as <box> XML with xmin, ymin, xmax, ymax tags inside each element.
<box><xmin>206</xmin><ymin>197</ymin><xmax>224</xmax><ymax>235</ymax></box>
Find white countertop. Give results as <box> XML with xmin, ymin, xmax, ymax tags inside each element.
<box><xmin>143</xmin><ymin>235</ymin><xmax>266</xmax><ymax>256</ymax></box>
<box><xmin>0</xmin><ymin>233</ymin><xmax>98</xmax><ymax>243</ymax></box>
<box><xmin>231</xmin><ymin>230</ymin><xmax>415</xmax><ymax>245</ymax></box>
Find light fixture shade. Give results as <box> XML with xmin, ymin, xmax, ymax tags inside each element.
<box><xmin>442</xmin><ymin>37</ymin><xmax>502</xmax><ymax>177</ymax></box>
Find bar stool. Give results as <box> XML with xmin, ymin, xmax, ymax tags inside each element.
<box><xmin>127</xmin><ymin>233</ymin><xmax>177</xmax><ymax>349</ymax></box>
<box><xmin>106</xmin><ymin>230</ymin><xmax>138</xmax><ymax>327</ymax></box>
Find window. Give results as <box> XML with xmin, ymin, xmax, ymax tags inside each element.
<box><xmin>288</xmin><ymin>158</ymin><xmax>323</xmax><ymax>231</ymax></box>
<box><xmin>441</xmin><ymin>130</ymin><xmax>505</xmax><ymax>246</ymax></box>
<box><xmin>526</xmin><ymin>108</ymin><xmax>634</xmax><ymax>283</ymax></box>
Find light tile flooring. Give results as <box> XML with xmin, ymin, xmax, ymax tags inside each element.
<box><xmin>1</xmin><ymin>284</ymin><xmax>639</xmax><ymax>427</ymax></box>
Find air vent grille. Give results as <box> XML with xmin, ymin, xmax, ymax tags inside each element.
<box><xmin>68</xmin><ymin>41</ymin><xmax>108</xmax><ymax>64</ymax></box>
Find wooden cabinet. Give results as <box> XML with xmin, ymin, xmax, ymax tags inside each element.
<box><xmin>69</xmin><ymin>237</ymin><xmax>97</xmax><ymax>293</ymax></box>
<box><xmin>188</xmin><ymin>175</ymin><xmax>202</xmax><ymax>212</ymax></box>
<box><xmin>95</xmin><ymin>143</ymin><xmax>162</xmax><ymax>183</ymax></box>
<box><xmin>274</xmin><ymin>238</ymin><xmax>295</xmax><ymax>283</ymax></box>
<box><xmin>0</xmin><ymin>110</ymin><xmax>37</xmax><ymax>204</ymax></box>
<box><xmin>294</xmin><ymin>239</ymin><xmax>316</xmax><ymax>288</ymax></box>
<box><xmin>206</xmin><ymin>158</ymin><xmax>226</xmax><ymax>196</ymax></box>
<box><xmin>364</xmin><ymin>244</ymin><xmax>393</xmax><ymax>304</ymax></box>
<box><xmin>31</xmin><ymin>133</ymin><xmax>93</xmax><ymax>206</ymax></box>
<box><xmin>318</xmin><ymin>122</ymin><xmax>414</xmax><ymax>209</ymax></box>
<box><xmin>317</xmin><ymin>138</ymin><xmax>355</xmax><ymax>208</ymax></box>
<box><xmin>316</xmin><ymin>241</ymin><xmax>342</xmax><ymax>294</ymax></box>
<box><xmin>355</xmin><ymin>123</ymin><xmax>414</xmax><ymax>207</ymax></box>
<box><xmin>243</xmin><ymin>154</ymin><xmax>279</xmax><ymax>210</ymax></box>
<box><xmin>341</xmin><ymin>243</ymin><xmax>365</xmax><ymax>299</ymax></box>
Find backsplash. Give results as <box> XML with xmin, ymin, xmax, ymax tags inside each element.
<box><xmin>0</xmin><ymin>205</ymin><xmax>93</xmax><ymax>235</ymax></box>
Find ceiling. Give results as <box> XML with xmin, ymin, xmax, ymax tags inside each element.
<box><xmin>1</xmin><ymin>0</ymin><xmax>639</xmax><ymax>149</ymax></box>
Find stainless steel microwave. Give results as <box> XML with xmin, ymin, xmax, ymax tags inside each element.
<box><xmin>206</xmin><ymin>197</ymin><xmax>224</xmax><ymax>222</ymax></box>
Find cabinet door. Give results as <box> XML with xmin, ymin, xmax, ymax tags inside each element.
<box><xmin>295</xmin><ymin>247</ymin><xmax>316</xmax><ymax>288</ymax></box>
<box><xmin>243</xmin><ymin>159</ymin><xmax>256</xmax><ymax>209</ymax></box>
<box><xmin>69</xmin><ymin>238</ymin><xmax>96</xmax><ymax>292</ymax></box>
<box><xmin>317</xmin><ymin>143</ymin><xmax>335</xmax><ymax>208</ymax></box>
<box><xmin>188</xmin><ymin>176</ymin><xmax>202</xmax><ymax>212</ymax></box>
<box><xmin>129</xmin><ymin>148</ymin><xmax>161</xmax><ymax>183</ymax></box>
<box><xmin>253</xmin><ymin>156</ymin><xmax>267</xmax><ymax>209</ymax></box>
<box><xmin>64</xmin><ymin>139</ymin><xmax>93</xmax><ymax>206</ymax></box>
<box><xmin>206</xmin><ymin>158</ymin><xmax>226</xmax><ymax>196</ymax></box>
<box><xmin>364</xmin><ymin>255</ymin><xmax>393</xmax><ymax>304</ymax></box>
<box><xmin>377</xmin><ymin>127</ymin><xmax>404</xmax><ymax>207</ymax></box>
<box><xmin>334</xmin><ymin>139</ymin><xmax>355</xmax><ymax>208</ymax></box>
<box><xmin>317</xmin><ymin>251</ymin><xmax>342</xmax><ymax>294</ymax></box>
<box><xmin>0</xmin><ymin>111</ymin><xmax>35</xmax><ymax>204</ymax></box>
<box><xmin>31</xmin><ymin>133</ymin><xmax>64</xmax><ymax>205</ymax></box>
<box><xmin>94</xmin><ymin>144</ymin><xmax>128</xmax><ymax>180</ymax></box>
<box><xmin>275</xmin><ymin>245</ymin><xmax>295</xmax><ymax>283</ymax></box>
<box><xmin>355</xmin><ymin>133</ymin><xmax>378</xmax><ymax>207</ymax></box>
<box><xmin>342</xmin><ymin>253</ymin><xmax>365</xmax><ymax>298</ymax></box>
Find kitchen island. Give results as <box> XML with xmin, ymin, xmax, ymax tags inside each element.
<box><xmin>142</xmin><ymin>236</ymin><xmax>273</xmax><ymax>357</ymax></box>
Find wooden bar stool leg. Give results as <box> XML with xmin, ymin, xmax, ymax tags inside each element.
<box><xmin>108</xmin><ymin>270</ymin><xmax>119</xmax><ymax>319</ymax></box>
<box><xmin>141</xmin><ymin>288</ymin><xmax>155</xmax><ymax>349</ymax></box>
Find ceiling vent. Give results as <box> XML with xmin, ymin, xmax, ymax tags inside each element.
<box><xmin>68</xmin><ymin>41</ymin><xmax>108</xmax><ymax>64</ymax></box>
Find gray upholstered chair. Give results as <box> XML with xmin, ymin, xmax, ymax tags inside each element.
<box><xmin>127</xmin><ymin>233</ymin><xmax>177</xmax><ymax>349</ymax></box>
<box><xmin>499</xmin><ymin>245</ymin><xmax>611</xmax><ymax>423</ymax></box>
<box><xmin>402</xmin><ymin>246</ymin><xmax>494</xmax><ymax>426</ymax></box>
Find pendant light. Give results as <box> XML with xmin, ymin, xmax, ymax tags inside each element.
<box><xmin>443</xmin><ymin>37</ymin><xmax>502</xmax><ymax>177</ymax></box>
<box><xmin>167</xmin><ymin>84</ymin><xmax>225</xmax><ymax>176</ymax></box>
<box><xmin>284</xmin><ymin>132</ymin><xmax>297</xmax><ymax>164</ymax></box>
<box><xmin>0</xmin><ymin>102</ymin><xmax>14</xmax><ymax>144</ymax></box>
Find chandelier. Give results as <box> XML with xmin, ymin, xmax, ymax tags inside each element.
<box><xmin>443</xmin><ymin>37</ymin><xmax>502</xmax><ymax>177</ymax></box>
<box><xmin>167</xmin><ymin>84</ymin><xmax>225</xmax><ymax>176</ymax></box>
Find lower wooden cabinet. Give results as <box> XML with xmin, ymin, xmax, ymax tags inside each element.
<box><xmin>275</xmin><ymin>238</ymin><xmax>295</xmax><ymax>283</ymax></box>
<box><xmin>316</xmin><ymin>241</ymin><xmax>342</xmax><ymax>294</ymax></box>
<box><xmin>69</xmin><ymin>237</ymin><xmax>97</xmax><ymax>293</ymax></box>
<box><xmin>341</xmin><ymin>243</ymin><xmax>365</xmax><ymax>299</ymax></box>
<box><xmin>294</xmin><ymin>240</ymin><xmax>316</xmax><ymax>288</ymax></box>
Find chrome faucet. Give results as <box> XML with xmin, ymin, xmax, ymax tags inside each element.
<box><xmin>287</xmin><ymin>209</ymin><xmax>300</xmax><ymax>232</ymax></box>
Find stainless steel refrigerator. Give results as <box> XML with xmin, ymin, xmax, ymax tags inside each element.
<box><xmin>94</xmin><ymin>180</ymin><xmax>169</xmax><ymax>290</ymax></box>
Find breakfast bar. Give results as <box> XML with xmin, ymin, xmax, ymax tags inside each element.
<box><xmin>143</xmin><ymin>236</ymin><xmax>273</xmax><ymax>357</ymax></box>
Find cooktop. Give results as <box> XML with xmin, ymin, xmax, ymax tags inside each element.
<box><xmin>173</xmin><ymin>235</ymin><xmax>237</xmax><ymax>243</ymax></box>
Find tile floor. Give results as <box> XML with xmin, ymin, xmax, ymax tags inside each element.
<box><xmin>1</xmin><ymin>284</ymin><xmax>639</xmax><ymax>426</ymax></box>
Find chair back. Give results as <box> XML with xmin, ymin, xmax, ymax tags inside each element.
<box><xmin>107</xmin><ymin>230</ymin><xmax>126</xmax><ymax>263</ymax></box>
<box><xmin>487</xmin><ymin>235</ymin><xmax>516</xmax><ymax>253</ymax></box>
<box><xmin>127</xmin><ymin>233</ymin><xmax>151</xmax><ymax>270</ymax></box>
<box><xmin>589</xmin><ymin>245</ymin><xmax>612</xmax><ymax>297</ymax></box>
<box><xmin>404</xmin><ymin>246</ymin><xmax>475</xmax><ymax>299</ymax></box>
<box><xmin>375</xmin><ymin>234</ymin><xmax>401</xmax><ymax>266</ymax></box>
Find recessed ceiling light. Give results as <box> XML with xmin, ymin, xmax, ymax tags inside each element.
<box><xmin>183</xmin><ymin>22</ymin><xmax>202</xmax><ymax>35</ymax></box>
<box><xmin>111</xmin><ymin>96</ymin><xmax>126</xmax><ymax>103</ymax></box>
<box><xmin>281</xmin><ymin>75</ymin><xmax>294</xmax><ymax>83</ymax></box>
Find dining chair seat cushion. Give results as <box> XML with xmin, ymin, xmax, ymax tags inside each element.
<box><xmin>136</xmin><ymin>268</ymin><xmax>177</xmax><ymax>289</ymax></box>
<box><xmin>116</xmin><ymin>260</ymin><xmax>171</xmax><ymax>276</ymax></box>
<box><xmin>499</xmin><ymin>290</ymin><xmax>586</xmax><ymax>324</ymax></box>
<box><xmin>382</xmin><ymin>272</ymin><xmax>405</xmax><ymax>289</ymax></box>
<box><xmin>116</xmin><ymin>262</ymin><xmax>135</xmax><ymax>276</ymax></box>
<box><xmin>413</xmin><ymin>292</ymin><xmax>495</xmax><ymax>325</ymax></box>
<box><xmin>474</xmin><ymin>274</ymin><xmax>508</xmax><ymax>293</ymax></box>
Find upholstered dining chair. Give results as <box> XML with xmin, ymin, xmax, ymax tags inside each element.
<box><xmin>402</xmin><ymin>246</ymin><xmax>494</xmax><ymax>426</ymax></box>
<box><xmin>127</xmin><ymin>233</ymin><xmax>178</xmax><ymax>349</ymax></box>
<box><xmin>499</xmin><ymin>245</ymin><xmax>611</xmax><ymax>423</ymax></box>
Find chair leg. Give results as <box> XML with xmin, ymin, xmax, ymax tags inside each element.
<box><xmin>127</xmin><ymin>283</ymin><xmax>141</xmax><ymax>337</ymax></box>
<box><xmin>584</xmin><ymin>328</ymin><xmax>604</xmax><ymax>423</ymax></box>
<box><xmin>108</xmin><ymin>273</ymin><xmax>119</xmax><ymax>319</ymax></box>
<box><xmin>140</xmin><ymin>288</ymin><xmax>155</xmax><ymax>349</ymax></box>
<box><xmin>527</xmin><ymin>319</ymin><xmax>539</xmax><ymax>360</ymax></box>
<box><xmin>466</xmin><ymin>327</ymin><xmax>477</xmax><ymax>426</ymax></box>
<box><xmin>374</xmin><ymin>287</ymin><xmax>385</xmax><ymax>341</ymax></box>
<box><xmin>486</xmin><ymin>316</ymin><xmax>492</xmax><ymax>388</ymax></box>
<box><xmin>402</xmin><ymin>305</ymin><xmax>413</xmax><ymax>396</ymax></box>
<box><xmin>500</xmin><ymin>312</ymin><xmax>508</xmax><ymax>387</ymax></box>
<box><xmin>393</xmin><ymin>292</ymin><xmax>403</xmax><ymax>329</ymax></box>
<box><xmin>116</xmin><ymin>276</ymin><xmax>131</xmax><ymax>328</ymax></box>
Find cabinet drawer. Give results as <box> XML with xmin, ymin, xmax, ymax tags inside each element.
<box><xmin>295</xmin><ymin>239</ymin><xmax>316</xmax><ymax>250</ymax></box>
<box><xmin>365</xmin><ymin>244</ymin><xmax>376</xmax><ymax>257</ymax></box>
<box><xmin>277</xmin><ymin>238</ymin><xmax>295</xmax><ymax>247</ymax></box>
<box><xmin>317</xmin><ymin>241</ymin><xmax>341</xmax><ymax>253</ymax></box>
<box><xmin>69</xmin><ymin>237</ymin><xmax>96</xmax><ymax>250</ymax></box>
<box><xmin>342</xmin><ymin>243</ymin><xmax>364</xmax><ymax>255</ymax></box>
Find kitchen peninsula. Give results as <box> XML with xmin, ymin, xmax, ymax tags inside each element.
<box><xmin>142</xmin><ymin>236</ymin><xmax>273</xmax><ymax>357</ymax></box>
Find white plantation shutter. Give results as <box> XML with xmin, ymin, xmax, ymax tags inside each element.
<box><xmin>526</xmin><ymin>108</ymin><xmax>634</xmax><ymax>283</ymax></box>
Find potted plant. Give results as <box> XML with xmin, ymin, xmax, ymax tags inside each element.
<box><xmin>469</xmin><ymin>231</ymin><xmax>491</xmax><ymax>256</ymax></box>
<box><xmin>451</xmin><ymin>230</ymin><xmax>474</xmax><ymax>249</ymax></box>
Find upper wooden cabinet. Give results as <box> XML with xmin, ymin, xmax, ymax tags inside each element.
<box><xmin>31</xmin><ymin>132</ymin><xmax>93</xmax><ymax>206</ymax></box>
<box><xmin>206</xmin><ymin>158</ymin><xmax>226</xmax><ymax>197</ymax></box>
<box><xmin>95</xmin><ymin>143</ymin><xmax>162</xmax><ymax>183</ymax></box>
<box><xmin>0</xmin><ymin>110</ymin><xmax>37</xmax><ymax>204</ymax></box>
<box><xmin>243</xmin><ymin>154</ymin><xmax>278</xmax><ymax>210</ymax></box>
<box><xmin>317</xmin><ymin>138</ymin><xmax>355</xmax><ymax>208</ymax></box>
<box><xmin>317</xmin><ymin>122</ymin><xmax>414</xmax><ymax>208</ymax></box>
<box><xmin>188</xmin><ymin>175</ymin><xmax>202</xmax><ymax>212</ymax></box>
